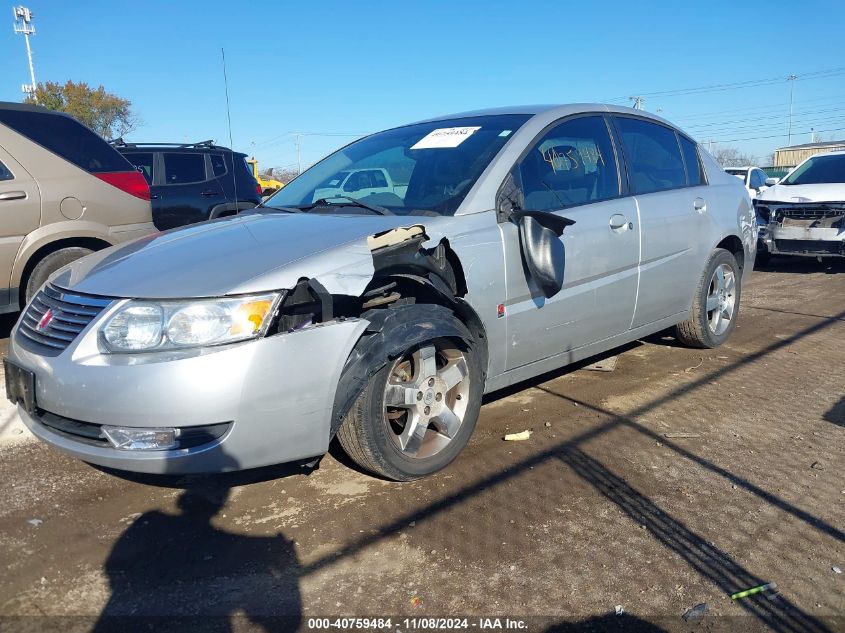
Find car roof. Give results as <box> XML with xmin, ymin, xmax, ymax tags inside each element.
<box><xmin>809</xmin><ymin>149</ymin><xmax>845</xmax><ymax>157</ymax></box>
<box><xmin>0</xmin><ymin>100</ymin><xmax>77</xmax><ymax>119</ymax></box>
<box><xmin>413</xmin><ymin>103</ymin><xmax>682</xmax><ymax>130</ymax></box>
<box><xmin>114</xmin><ymin>143</ymin><xmax>242</xmax><ymax>155</ymax></box>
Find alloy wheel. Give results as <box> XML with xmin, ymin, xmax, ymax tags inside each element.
<box><xmin>383</xmin><ymin>342</ymin><xmax>470</xmax><ymax>459</ymax></box>
<box><xmin>706</xmin><ymin>263</ymin><xmax>736</xmax><ymax>336</ymax></box>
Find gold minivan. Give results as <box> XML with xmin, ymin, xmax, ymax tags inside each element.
<box><xmin>0</xmin><ymin>102</ymin><xmax>156</xmax><ymax>310</ymax></box>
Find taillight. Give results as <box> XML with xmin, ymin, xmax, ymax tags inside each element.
<box><xmin>256</xmin><ymin>184</ymin><xmax>262</xmax><ymax>196</ymax></box>
<box><xmin>95</xmin><ymin>171</ymin><xmax>151</xmax><ymax>201</ymax></box>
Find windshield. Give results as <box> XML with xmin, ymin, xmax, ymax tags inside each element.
<box><xmin>781</xmin><ymin>154</ymin><xmax>845</xmax><ymax>185</ymax></box>
<box><xmin>264</xmin><ymin>114</ymin><xmax>531</xmax><ymax>216</ymax></box>
<box><xmin>725</xmin><ymin>169</ymin><xmax>746</xmax><ymax>177</ymax></box>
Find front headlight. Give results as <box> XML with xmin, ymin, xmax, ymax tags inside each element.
<box><xmin>101</xmin><ymin>292</ymin><xmax>282</xmax><ymax>352</ymax></box>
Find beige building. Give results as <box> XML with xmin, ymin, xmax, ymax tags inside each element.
<box><xmin>774</xmin><ymin>140</ymin><xmax>845</xmax><ymax>168</ymax></box>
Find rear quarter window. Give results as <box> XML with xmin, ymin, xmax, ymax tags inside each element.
<box><xmin>679</xmin><ymin>135</ymin><xmax>706</xmax><ymax>186</ymax></box>
<box><xmin>0</xmin><ymin>159</ymin><xmax>13</xmax><ymax>181</ymax></box>
<box><xmin>614</xmin><ymin>117</ymin><xmax>687</xmax><ymax>194</ymax></box>
<box><xmin>0</xmin><ymin>109</ymin><xmax>131</xmax><ymax>173</ymax></box>
<box><xmin>210</xmin><ymin>153</ymin><xmax>227</xmax><ymax>177</ymax></box>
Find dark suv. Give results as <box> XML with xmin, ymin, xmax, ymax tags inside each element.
<box><xmin>113</xmin><ymin>140</ymin><xmax>262</xmax><ymax>230</ymax></box>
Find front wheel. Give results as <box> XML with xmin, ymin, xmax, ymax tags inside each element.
<box><xmin>675</xmin><ymin>248</ymin><xmax>741</xmax><ymax>349</ymax></box>
<box><xmin>24</xmin><ymin>247</ymin><xmax>94</xmax><ymax>305</ymax></box>
<box><xmin>337</xmin><ymin>308</ymin><xmax>482</xmax><ymax>481</ymax></box>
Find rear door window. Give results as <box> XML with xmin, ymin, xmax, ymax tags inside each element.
<box><xmin>163</xmin><ymin>153</ymin><xmax>206</xmax><ymax>184</ymax></box>
<box><xmin>0</xmin><ymin>159</ymin><xmax>13</xmax><ymax>181</ymax></box>
<box><xmin>123</xmin><ymin>152</ymin><xmax>155</xmax><ymax>185</ymax></box>
<box><xmin>0</xmin><ymin>108</ymin><xmax>132</xmax><ymax>173</ymax></box>
<box><xmin>370</xmin><ymin>170</ymin><xmax>388</xmax><ymax>187</ymax></box>
<box><xmin>210</xmin><ymin>153</ymin><xmax>227</xmax><ymax>177</ymax></box>
<box><xmin>614</xmin><ymin>117</ymin><xmax>687</xmax><ymax>194</ymax></box>
<box><xmin>678</xmin><ymin>135</ymin><xmax>706</xmax><ymax>186</ymax></box>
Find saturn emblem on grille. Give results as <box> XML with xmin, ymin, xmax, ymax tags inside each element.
<box><xmin>36</xmin><ymin>309</ymin><xmax>54</xmax><ymax>331</ymax></box>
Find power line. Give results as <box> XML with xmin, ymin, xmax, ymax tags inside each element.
<box><xmin>682</xmin><ymin>104</ymin><xmax>845</xmax><ymax>130</ymax></box>
<box><xmin>683</xmin><ymin>112</ymin><xmax>845</xmax><ymax>137</ymax></box>
<box><xmin>703</xmin><ymin>125</ymin><xmax>845</xmax><ymax>145</ymax></box>
<box><xmin>671</xmin><ymin>94</ymin><xmax>845</xmax><ymax>123</ymax></box>
<box><xmin>603</xmin><ymin>65</ymin><xmax>845</xmax><ymax>103</ymax></box>
<box><xmin>253</xmin><ymin>131</ymin><xmax>367</xmax><ymax>152</ymax></box>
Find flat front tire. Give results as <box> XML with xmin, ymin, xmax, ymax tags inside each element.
<box><xmin>675</xmin><ymin>248</ymin><xmax>741</xmax><ymax>348</ymax></box>
<box><xmin>337</xmin><ymin>307</ymin><xmax>482</xmax><ymax>481</ymax></box>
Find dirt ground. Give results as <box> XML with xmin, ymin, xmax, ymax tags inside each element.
<box><xmin>0</xmin><ymin>258</ymin><xmax>843</xmax><ymax>633</ymax></box>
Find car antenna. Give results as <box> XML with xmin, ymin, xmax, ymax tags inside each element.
<box><xmin>221</xmin><ymin>47</ymin><xmax>239</xmax><ymax>212</ymax></box>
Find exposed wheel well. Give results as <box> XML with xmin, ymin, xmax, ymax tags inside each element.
<box><xmin>19</xmin><ymin>237</ymin><xmax>111</xmax><ymax>306</ymax></box>
<box><xmin>716</xmin><ymin>235</ymin><xmax>744</xmax><ymax>271</ymax></box>
<box><xmin>363</xmin><ymin>267</ymin><xmax>488</xmax><ymax>382</ymax></box>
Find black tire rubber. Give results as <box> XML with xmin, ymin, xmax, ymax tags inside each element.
<box><xmin>24</xmin><ymin>247</ymin><xmax>94</xmax><ymax>304</ymax></box>
<box><xmin>675</xmin><ymin>248</ymin><xmax>741</xmax><ymax>349</ymax></box>
<box><xmin>337</xmin><ymin>307</ymin><xmax>483</xmax><ymax>481</ymax></box>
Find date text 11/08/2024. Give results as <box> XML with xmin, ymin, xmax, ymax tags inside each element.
<box><xmin>306</xmin><ymin>617</ymin><xmax>529</xmax><ymax>630</ymax></box>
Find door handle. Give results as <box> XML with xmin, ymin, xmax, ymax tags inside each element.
<box><xmin>694</xmin><ymin>197</ymin><xmax>707</xmax><ymax>213</ymax></box>
<box><xmin>201</xmin><ymin>190</ymin><xmax>220</xmax><ymax>197</ymax></box>
<box><xmin>609</xmin><ymin>213</ymin><xmax>628</xmax><ymax>230</ymax></box>
<box><xmin>0</xmin><ymin>191</ymin><xmax>26</xmax><ymax>201</ymax></box>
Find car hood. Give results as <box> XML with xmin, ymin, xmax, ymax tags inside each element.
<box><xmin>757</xmin><ymin>183</ymin><xmax>845</xmax><ymax>203</ymax></box>
<box><xmin>51</xmin><ymin>212</ymin><xmax>443</xmax><ymax>299</ymax></box>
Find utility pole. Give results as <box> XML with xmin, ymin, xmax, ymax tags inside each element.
<box><xmin>786</xmin><ymin>73</ymin><xmax>798</xmax><ymax>146</ymax></box>
<box><xmin>629</xmin><ymin>96</ymin><xmax>644</xmax><ymax>110</ymax></box>
<box><xmin>294</xmin><ymin>134</ymin><xmax>303</xmax><ymax>174</ymax></box>
<box><xmin>12</xmin><ymin>6</ymin><xmax>37</xmax><ymax>101</ymax></box>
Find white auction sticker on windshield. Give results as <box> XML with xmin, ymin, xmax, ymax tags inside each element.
<box><xmin>411</xmin><ymin>126</ymin><xmax>481</xmax><ymax>149</ymax></box>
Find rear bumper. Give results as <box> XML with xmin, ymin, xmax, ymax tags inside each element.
<box><xmin>8</xmin><ymin>316</ymin><xmax>368</xmax><ymax>474</ymax></box>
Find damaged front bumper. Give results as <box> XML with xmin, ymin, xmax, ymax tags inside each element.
<box><xmin>7</xmin><ymin>310</ymin><xmax>368</xmax><ymax>474</ymax></box>
<box><xmin>755</xmin><ymin>201</ymin><xmax>845</xmax><ymax>257</ymax></box>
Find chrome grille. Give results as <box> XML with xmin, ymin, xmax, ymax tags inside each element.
<box><xmin>18</xmin><ymin>284</ymin><xmax>114</xmax><ymax>356</ymax></box>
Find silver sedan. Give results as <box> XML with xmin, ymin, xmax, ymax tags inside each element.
<box><xmin>5</xmin><ymin>104</ymin><xmax>755</xmax><ymax>480</ymax></box>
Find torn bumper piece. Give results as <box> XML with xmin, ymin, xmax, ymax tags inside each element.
<box><xmin>756</xmin><ymin>201</ymin><xmax>845</xmax><ymax>257</ymax></box>
<box><xmin>7</xmin><ymin>318</ymin><xmax>368</xmax><ymax>474</ymax></box>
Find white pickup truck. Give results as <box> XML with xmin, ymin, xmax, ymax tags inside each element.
<box><xmin>312</xmin><ymin>168</ymin><xmax>407</xmax><ymax>201</ymax></box>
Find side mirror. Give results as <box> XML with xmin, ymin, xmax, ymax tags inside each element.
<box><xmin>765</xmin><ymin>177</ymin><xmax>779</xmax><ymax>186</ymax></box>
<box><xmin>513</xmin><ymin>211</ymin><xmax>575</xmax><ymax>299</ymax></box>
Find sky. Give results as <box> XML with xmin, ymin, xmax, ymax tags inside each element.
<box><xmin>2</xmin><ymin>0</ymin><xmax>844</xmax><ymax>171</ymax></box>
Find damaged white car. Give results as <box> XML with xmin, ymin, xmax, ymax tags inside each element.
<box><xmin>5</xmin><ymin>105</ymin><xmax>754</xmax><ymax>480</ymax></box>
<box><xmin>755</xmin><ymin>150</ymin><xmax>845</xmax><ymax>258</ymax></box>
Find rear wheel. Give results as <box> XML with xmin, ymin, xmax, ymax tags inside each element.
<box><xmin>337</xmin><ymin>308</ymin><xmax>482</xmax><ymax>481</ymax></box>
<box><xmin>24</xmin><ymin>247</ymin><xmax>94</xmax><ymax>304</ymax></box>
<box><xmin>675</xmin><ymin>248</ymin><xmax>741</xmax><ymax>348</ymax></box>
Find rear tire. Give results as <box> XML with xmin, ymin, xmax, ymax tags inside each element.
<box><xmin>675</xmin><ymin>248</ymin><xmax>741</xmax><ymax>349</ymax></box>
<box><xmin>337</xmin><ymin>307</ymin><xmax>482</xmax><ymax>481</ymax></box>
<box><xmin>24</xmin><ymin>247</ymin><xmax>94</xmax><ymax>304</ymax></box>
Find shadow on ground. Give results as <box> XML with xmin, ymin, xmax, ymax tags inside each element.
<box><xmin>87</xmin><ymin>304</ymin><xmax>845</xmax><ymax>631</ymax></box>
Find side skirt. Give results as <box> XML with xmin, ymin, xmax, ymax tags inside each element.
<box><xmin>484</xmin><ymin>312</ymin><xmax>686</xmax><ymax>394</ymax></box>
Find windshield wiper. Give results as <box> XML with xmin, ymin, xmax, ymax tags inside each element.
<box><xmin>306</xmin><ymin>196</ymin><xmax>394</xmax><ymax>216</ymax></box>
<box><xmin>254</xmin><ymin>203</ymin><xmax>303</xmax><ymax>213</ymax></box>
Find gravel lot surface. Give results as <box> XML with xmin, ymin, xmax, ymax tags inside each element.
<box><xmin>0</xmin><ymin>258</ymin><xmax>843</xmax><ymax>632</ymax></box>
